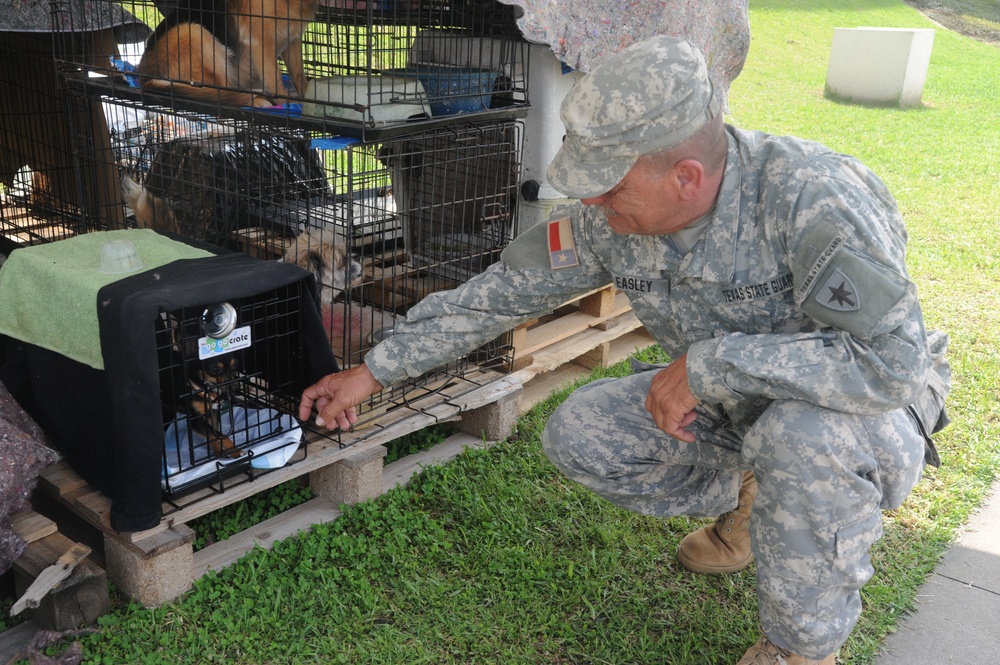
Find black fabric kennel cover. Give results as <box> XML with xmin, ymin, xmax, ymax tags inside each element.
<box><xmin>3</xmin><ymin>244</ymin><xmax>337</xmax><ymax>532</ymax></box>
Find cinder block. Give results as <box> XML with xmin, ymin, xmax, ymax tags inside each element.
<box><xmin>825</xmin><ymin>27</ymin><xmax>935</xmax><ymax>107</ymax></box>
<box><xmin>310</xmin><ymin>445</ymin><xmax>388</xmax><ymax>505</ymax></box>
<box><xmin>457</xmin><ymin>387</ymin><xmax>522</xmax><ymax>441</ymax></box>
<box><xmin>103</xmin><ymin>525</ymin><xmax>195</xmax><ymax>607</ymax></box>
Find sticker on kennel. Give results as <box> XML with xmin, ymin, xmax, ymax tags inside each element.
<box><xmin>199</xmin><ymin>325</ymin><xmax>253</xmax><ymax>359</ymax></box>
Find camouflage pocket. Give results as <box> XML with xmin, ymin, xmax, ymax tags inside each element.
<box><xmin>831</xmin><ymin>509</ymin><xmax>884</xmax><ymax>591</ymax></box>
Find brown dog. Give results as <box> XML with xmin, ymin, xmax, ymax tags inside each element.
<box><xmin>186</xmin><ymin>355</ymin><xmax>243</xmax><ymax>458</ymax></box>
<box><xmin>280</xmin><ymin>229</ymin><xmax>364</xmax><ymax>306</ymax></box>
<box><xmin>121</xmin><ymin>172</ymin><xmax>183</xmax><ymax>235</ymax></box>
<box><xmin>136</xmin><ymin>0</ymin><xmax>318</xmax><ymax>107</ymax></box>
<box><xmin>121</xmin><ymin>177</ymin><xmax>363</xmax><ymax>306</ymax></box>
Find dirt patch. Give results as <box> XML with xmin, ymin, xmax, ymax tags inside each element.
<box><xmin>904</xmin><ymin>1</ymin><xmax>1000</xmax><ymax>46</ymax></box>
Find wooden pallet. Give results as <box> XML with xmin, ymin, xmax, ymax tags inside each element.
<box><xmin>31</xmin><ymin>283</ymin><xmax>653</xmax><ymax>608</ymax></box>
<box><xmin>509</xmin><ymin>285</ymin><xmax>642</xmax><ymax>371</ymax></box>
<box><xmin>35</xmin><ymin>366</ymin><xmax>523</xmax><ymax>607</ymax></box>
<box><xmin>8</xmin><ymin>511</ymin><xmax>110</xmax><ymax>630</ymax></box>
<box><xmin>39</xmin><ymin>368</ymin><xmax>520</xmax><ymax>535</ymax></box>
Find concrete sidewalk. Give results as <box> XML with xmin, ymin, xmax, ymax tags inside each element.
<box><xmin>874</xmin><ymin>481</ymin><xmax>1000</xmax><ymax>664</ymax></box>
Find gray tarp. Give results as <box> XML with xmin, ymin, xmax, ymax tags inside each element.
<box><xmin>0</xmin><ymin>380</ymin><xmax>59</xmax><ymax>574</ymax></box>
<box><xmin>497</xmin><ymin>0</ymin><xmax>750</xmax><ymax>108</ymax></box>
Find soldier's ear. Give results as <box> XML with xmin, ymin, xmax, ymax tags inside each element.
<box><xmin>671</xmin><ymin>159</ymin><xmax>704</xmax><ymax>200</ymax></box>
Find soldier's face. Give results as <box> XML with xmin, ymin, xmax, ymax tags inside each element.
<box><xmin>580</xmin><ymin>161</ymin><xmax>688</xmax><ymax>236</ymax></box>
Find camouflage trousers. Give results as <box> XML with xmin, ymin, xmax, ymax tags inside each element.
<box><xmin>541</xmin><ymin>368</ymin><xmax>926</xmax><ymax>659</ymax></box>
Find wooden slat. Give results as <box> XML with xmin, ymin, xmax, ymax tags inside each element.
<box><xmin>577</xmin><ymin>286</ymin><xmax>617</xmax><ymax>318</ymax></box>
<box><xmin>192</xmin><ymin>497</ymin><xmax>341</xmax><ymax>577</ymax></box>
<box><xmin>38</xmin><ymin>462</ymin><xmax>89</xmax><ymax>498</ymax></box>
<box><xmin>573</xmin><ymin>342</ymin><xmax>611</xmax><ymax>370</ymax></box>
<box><xmin>9</xmin><ymin>512</ymin><xmax>57</xmax><ymax>544</ymax></box>
<box><xmin>508</xmin><ymin>311</ymin><xmax>647</xmax><ymax>386</ymax></box>
<box><xmin>515</xmin><ymin>292</ymin><xmax>633</xmax><ymax>358</ymax></box>
<box><xmin>518</xmin><ymin>327</ymin><xmax>656</xmax><ymax>414</ymax></box>
<box><xmin>73</xmin><ymin>491</ymin><xmax>113</xmax><ymax>530</ymax></box>
<box><xmin>11</xmin><ymin>543</ymin><xmax>91</xmax><ymax>615</ymax></box>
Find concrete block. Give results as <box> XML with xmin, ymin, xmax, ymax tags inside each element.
<box><xmin>103</xmin><ymin>525</ymin><xmax>195</xmax><ymax>607</ymax></box>
<box><xmin>310</xmin><ymin>445</ymin><xmax>387</xmax><ymax>505</ymax></box>
<box><xmin>825</xmin><ymin>27</ymin><xmax>935</xmax><ymax>107</ymax></box>
<box><xmin>457</xmin><ymin>387</ymin><xmax>522</xmax><ymax>441</ymax></box>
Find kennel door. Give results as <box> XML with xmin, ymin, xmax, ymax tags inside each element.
<box><xmin>97</xmin><ymin>252</ymin><xmax>338</xmax><ymax>531</ymax></box>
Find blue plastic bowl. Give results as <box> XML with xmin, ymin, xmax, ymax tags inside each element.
<box><xmin>388</xmin><ymin>67</ymin><xmax>499</xmax><ymax>116</ymax></box>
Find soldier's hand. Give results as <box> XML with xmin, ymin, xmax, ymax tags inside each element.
<box><xmin>645</xmin><ymin>354</ymin><xmax>701</xmax><ymax>443</ymax></box>
<box><xmin>299</xmin><ymin>364</ymin><xmax>384</xmax><ymax>430</ymax></box>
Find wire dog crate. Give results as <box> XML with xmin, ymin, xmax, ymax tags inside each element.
<box><xmin>50</xmin><ymin>0</ymin><xmax>529</xmax><ymax>141</ymax></box>
<box><xmin>0</xmin><ymin>32</ymin><xmax>120</xmax><ymax>253</ymax></box>
<box><xmin>80</xmin><ymin>91</ymin><xmax>520</xmax><ymax>389</ymax></box>
<box><xmin>0</xmin><ymin>236</ymin><xmax>340</xmax><ymax>530</ymax></box>
<box><xmin>155</xmin><ymin>281</ymin><xmax>318</xmax><ymax>498</ymax></box>
<box><xmin>0</xmin><ymin>1</ymin><xmax>526</xmax><ymax>527</ymax></box>
<box><xmin>0</xmin><ymin>4</ymin><xmax>154</xmax><ymax>252</ymax></box>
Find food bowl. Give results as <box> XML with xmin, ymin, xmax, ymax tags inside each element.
<box><xmin>385</xmin><ymin>66</ymin><xmax>499</xmax><ymax>116</ymax></box>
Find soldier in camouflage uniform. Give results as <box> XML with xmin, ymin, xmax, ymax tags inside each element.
<box><xmin>300</xmin><ymin>36</ymin><xmax>951</xmax><ymax>665</ymax></box>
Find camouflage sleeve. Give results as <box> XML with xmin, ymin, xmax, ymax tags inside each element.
<box><xmin>365</xmin><ymin>209</ymin><xmax>612</xmax><ymax>387</ymax></box>
<box><xmin>687</xmin><ymin>169</ymin><xmax>932</xmax><ymax>415</ymax></box>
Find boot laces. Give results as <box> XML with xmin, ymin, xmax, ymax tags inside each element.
<box><xmin>746</xmin><ymin>637</ymin><xmax>793</xmax><ymax>664</ymax></box>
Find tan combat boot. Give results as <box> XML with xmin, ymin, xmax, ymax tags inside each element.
<box><xmin>676</xmin><ymin>469</ymin><xmax>756</xmax><ymax>574</ymax></box>
<box><xmin>736</xmin><ymin>635</ymin><xmax>835</xmax><ymax>664</ymax></box>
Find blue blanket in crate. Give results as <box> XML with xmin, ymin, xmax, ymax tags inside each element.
<box><xmin>163</xmin><ymin>406</ymin><xmax>302</xmax><ymax>489</ymax></box>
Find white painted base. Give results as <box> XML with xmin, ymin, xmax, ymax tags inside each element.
<box><xmin>825</xmin><ymin>27</ymin><xmax>935</xmax><ymax>107</ymax></box>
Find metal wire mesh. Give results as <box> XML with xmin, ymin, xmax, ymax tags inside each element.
<box><xmin>47</xmin><ymin>0</ymin><xmax>529</xmax><ymax>140</ymax></box>
<box><xmin>0</xmin><ymin>33</ymin><xmax>113</xmax><ymax>250</ymax></box>
<box><xmin>155</xmin><ymin>281</ymin><xmax>312</xmax><ymax>496</ymax></box>
<box><xmin>2</xmin><ymin>1</ymin><xmax>525</xmax><ymax>504</ymax></box>
<box><xmin>85</xmin><ymin>96</ymin><xmax>519</xmax><ymax>428</ymax></box>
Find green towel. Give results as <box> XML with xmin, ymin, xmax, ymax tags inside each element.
<box><xmin>0</xmin><ymin>230</ymin><xmax>213</xmax><ymax>370</ymax></box>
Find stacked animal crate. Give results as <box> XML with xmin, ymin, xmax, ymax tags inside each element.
<box><xmin>0</xmin><ymin>8</ymin><xmax>147</xmax><ymax>254</ymax></box>
<box><xmin>20</xmin><ymin>0</ymin><xmax>530</xmax><ymax>528</ymax></box>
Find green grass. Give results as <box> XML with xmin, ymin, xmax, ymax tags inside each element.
<box><xmin>31</xmin><ymin>0</ymin><xmax>1000</xmax><ymax>663</ymax></box>
<box><xmin>185</xmin><ymin>425</ymin><xmax>458</xmax><ymax>550</ymax></box>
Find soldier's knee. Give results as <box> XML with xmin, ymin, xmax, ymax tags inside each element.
<box><xmin>541</xmin><ymin>392</ymin><xmax>590</xmax><ymax>474</ymax></box>
<box><xmin>540</xmin><ymin>379</ymin><xmax>615</xmax><ymax>479</ymax></box>
<box><xmin>742</xmin><ymin>399</ymin><xmax>854</xmax><ymax>468</ymax></box>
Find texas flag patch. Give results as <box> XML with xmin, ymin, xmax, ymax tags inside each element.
<box><xmin>548</xmin><ymin>217</ymin><xmax>579</xmax><ymax>269</ymax></box>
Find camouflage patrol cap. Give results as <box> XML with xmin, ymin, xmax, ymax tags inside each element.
<box><xmin>547</xmin><ymin>36</ymin><xmax>721</xmax><ymax>199</ymax></box>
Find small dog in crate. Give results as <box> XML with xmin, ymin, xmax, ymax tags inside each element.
<box><xmin>136</xmin><ymin>0</ymin><xmax>319</xmax><ymax>107</ymax></box>
<box><xmin>280</xmin><ymin>229</ymin><xmax>364</xmax><ymax>306</ymax></box>
<box><xmin>186</xmin><ymin>355</ymin><xmax>244</xmax><ymax>459</ymax></box>
<box><xmin>122</xmin><ymin>175</ymin><xmax>363</xmax><ymax>305</ymax></box>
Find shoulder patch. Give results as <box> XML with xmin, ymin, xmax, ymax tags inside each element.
<box><xmin>548</xmin><ymin>217</ymin><xmax>579</xmax><ymax>269</ymax></box>
<box><xmin>818</xmin><ymin>268</ymin><xmax>860</xmax><ymax>312</ymax></box>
